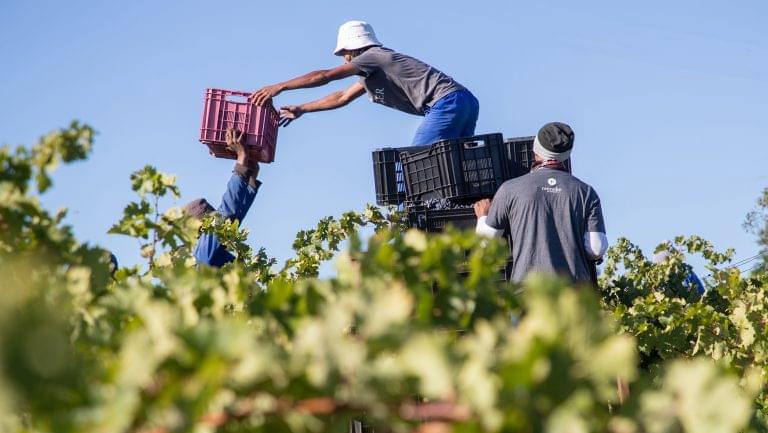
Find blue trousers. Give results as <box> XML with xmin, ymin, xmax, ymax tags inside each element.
<box><xmin>411</xmin><ymin>89</ymin><xmax>479</xmax><ymax>145</ymax></box>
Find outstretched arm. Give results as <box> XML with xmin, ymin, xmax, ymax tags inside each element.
<box><xmin>217</xmin><ymin>129</ymin><xmax>260</xmax><ymax>222</ymax></box>
<box><xmin>278</xmin><ymin>82</ymin><xmax>366</xmax><ymax>127</ymax></box>
<box><xmin>249</xmin><ymin>63</ymin><xmax>360</xmax><ymax>106</ymax></box>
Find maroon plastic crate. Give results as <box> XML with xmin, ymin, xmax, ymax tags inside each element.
<box><xmin>199</xmin><ymin>88</ymin><xmax>280</xmax><ymax>163</ymax></box>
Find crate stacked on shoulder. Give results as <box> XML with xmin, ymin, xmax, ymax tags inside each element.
<box><xmin>199</xmin><ymin>88</ymin><xmax>280</xmax><ymax>162</ymax></box>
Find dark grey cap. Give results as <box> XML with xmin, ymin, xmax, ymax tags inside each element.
<box><xmin>183</xmin><ymin>198</ymin><xmax>215</xmax><ymax>219</ymax></box>
<box><xmin>533</xmin><ymin>122</ymin><xmax>575</xmax><ymax>162</ymax></box>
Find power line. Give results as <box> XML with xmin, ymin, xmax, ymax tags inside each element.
<box><xmin>742</xmin><ymin>262</ymin><xmax>765</xmax><ymax>275</ymax></box>
<box><xmin>704</xmin><ymin>253</ymin><xmax>764</xmax><ymax>278</ymax></box>
<box><xmin>740</xmin><ymin>258</ymin><xmax>763</xmax><ymax>269</ymax></box>
<box><xmin>730</xmin><ymin>254</ymin><xmax>763</xmax><ymax>268</ymax></box>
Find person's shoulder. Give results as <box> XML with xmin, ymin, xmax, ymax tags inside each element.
<box><xmin>567</xmin><ymin>173</ymin><xmax>595</xmax><ymax>188</ymax></box>
<box><xmin>353</xmin><ymin>46</ymin><xmax>390</xmax><ymax>66</ymax></box>
<box><xmin>497</xmin><ymin>172</ymin><xmax>535</xmax><ymax>192</ymax></box>
<box><xmin>501</xmin><ymin>173</ymin><xmax>531</xmax><ymax>186</ymax></box>
<box><xmin>363</xmin><ymin>46</ymin><xmax>392</xmax><ymax>57</ymax></box>
<box><xmin>563</xmin><ymin>173</ymin><xmax>601</xmax><ymax>196</ymax></box>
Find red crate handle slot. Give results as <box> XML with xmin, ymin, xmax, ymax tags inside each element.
<box><xmin>207</xmin><ymin>88</ymin><xmax>251</xmax><ymax>97</ymax></box>
<box><xmin>224</xmin><ymin>93</ymin><xmax>250</xmax><ymax>103</ymax></box>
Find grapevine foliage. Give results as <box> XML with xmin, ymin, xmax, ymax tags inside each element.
<box><xmin>0</xmin><ymin>123</ymin><xmax>766</xmax><ymax>433</ymax></box>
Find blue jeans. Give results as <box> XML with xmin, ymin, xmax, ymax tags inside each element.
<box><xmin>411</xmin><ymin>89</ymin><xmax>479</xmax><ymax>145</ymax></box>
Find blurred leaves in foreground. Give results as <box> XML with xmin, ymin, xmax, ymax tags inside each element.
<box><xmin>0</xmin><ymin>122</ymin><xmax>766</xmax><ymax>433</ymax></box>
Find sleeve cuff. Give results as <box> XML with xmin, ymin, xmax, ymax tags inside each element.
<box><xmin>233</xmin><ymin>163</ymin><xmax>254</xmax><ymax>180</ymax></box>
<box><xmin>234</xmin><ymin>163</ymin><xmax>261</xmax><ymax>190</ymax></box>
<box><xmin>584</xmin><ymin>232</ymin><xmax>609</xmax><ymax>259</ymax></box>
<box><xmin>476</xmin><ymin>216</ymin><xmax>504</xmax><ymax>238</ymax></box>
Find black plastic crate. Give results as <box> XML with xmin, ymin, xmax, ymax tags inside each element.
<box><xmin>458</xmin><ymin>260</ymin><xmax>513</xmax><ymax>283</ymax></box>
<box><xmin>408</xmin><ymin>205</ymin><xmax>515</xmax><ymax>284</ymax></box>
<box><xmin>407</xmin><ymin>205</ymin><xmax>477</xmax><ymax>233</ymax></box>
<box><xmin>400</xmin><ymin>133</ymin><xmax>507</xmax><ymax>203</ymax></box>
<box><xmin>504</xmin><ymin>136</ymin><xmax>572</xmax><ymax>178</ymax></box>
<box><xmin>372</xmin><ymin>145</ymin><xmax>430</xmax><ymax>206</ymax></box>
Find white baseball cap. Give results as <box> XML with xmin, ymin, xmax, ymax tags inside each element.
<box><xmin>334</xmin><ymin>20</ymin><xmax>382</xmax><ymax>55</ymax></box>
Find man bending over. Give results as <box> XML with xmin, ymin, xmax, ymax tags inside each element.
<box><xmin>250</xmin><ymin>20</ymin><xmax>479</xmax><ymax>146</ymax></box>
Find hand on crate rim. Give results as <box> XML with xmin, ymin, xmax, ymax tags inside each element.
<box><xmin>279</xmin><ymin>105</ymin><xmax>304</xmax><ymax>127</ymax></box>
<box><xmin>249</xmin><ymin>84</ymin><xmax>282</xmax><ymax>106</ymax></box>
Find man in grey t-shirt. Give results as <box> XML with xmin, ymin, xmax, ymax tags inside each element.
<box><xmin>474</xmin><ymin>122</ymin><xmax>608</xmax><ymax>283</ymax></box>
<box><xmin>250</xmin><ymin>20</ymin><xmax>479</xmax><ymax>145</ymax></box>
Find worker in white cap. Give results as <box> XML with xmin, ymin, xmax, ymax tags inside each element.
<box><xmin>249</xmin><ymin>20</ymin><xmax>479</xmax><ymax>145</ymax></box>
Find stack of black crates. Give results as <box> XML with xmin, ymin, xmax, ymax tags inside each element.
<box><xmin>372</xmin><ymin>133</ymin><xmax>573</xmax><ymax>282</ymax></box>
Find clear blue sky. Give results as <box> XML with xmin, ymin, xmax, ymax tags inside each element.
<box><xmin>2</xmin><ymin>0</ymin><xmax>766</xmax><ymax>275</ymax></box>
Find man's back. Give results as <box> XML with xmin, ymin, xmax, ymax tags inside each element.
<box><xmin>351</xmin><ymin>46</ymin><xmax>465</xmax><ymax>115</ymax></box>
<box><xmin>486</xmin><ymin>168</ymin><xmax>605</xmax><ymax>282</ymax></box>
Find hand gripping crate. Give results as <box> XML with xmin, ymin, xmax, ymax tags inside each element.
<box><xmin>400</xmin><ymin>133</ymin><xmax>508</xmax><ymax>204</ymax></box>
<box><xmin>371</xmin><ymin>145</ymin><xmax>430</xmax><ymax>206</ymax></box>
<box><xmin>504</xmin><ymin>136</ymin><xmax>572</xmax><ymax>177</ymax></box>
<box><xmin>199</xmin><ymin>88</ymin><xmax>280</xmax><ymax>163</ymax></box>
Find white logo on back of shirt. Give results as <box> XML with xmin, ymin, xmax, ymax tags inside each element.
<box><xmin>542</xmin><ymin>177</ymin><xmax>562</xmax><ymax>193</ymax></box>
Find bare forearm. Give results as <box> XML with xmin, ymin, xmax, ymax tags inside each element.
<box><xmin>300</xmin><ymin>91</ymin><xmax>350</xmax><ymax>113</ymax></box>
<box><xmin>278</xmin><ymin>70</ymin><xmax>334</xmax><ymax>91</ymax></box>
<box><xmin>236</xmin><ymin>151</ymin><xmax>247</xmax><ymax>166</ymax></box>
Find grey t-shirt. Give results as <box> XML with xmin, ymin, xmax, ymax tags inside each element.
<box><xmin>350</xmin><ymin>46</ymin><xmax>465</xmax><ymax>116</ymax></box>
<box><xmin>486</xmin><ymin>168</ymin><xmax>605</xmax><ymax>283</ymax></box>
